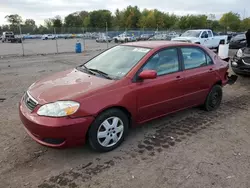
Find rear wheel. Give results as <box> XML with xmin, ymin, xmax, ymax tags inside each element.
<box><xmin>88</xmin><ymin>109</ymin><xmax>129</xmax><ymax>152</ymax></box>
<box><xmin>114</xmin><ymin>38</ymin><xmax>118</xmax><ymax>43</ymax></box>
<box><xmin>203</xmin><ymin>85</ymin><xmax>222</xmax><ymax>111</ymax></box>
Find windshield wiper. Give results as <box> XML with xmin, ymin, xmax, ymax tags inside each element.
<box><xmin>88</xmin><ymin>68</ymin><xmax>113</xmax><ymax>80</ymax></box>
<box><xmin>77</xmin><ymin>65</ymin><xmax>95</xmax><ymax>75</ymax></box>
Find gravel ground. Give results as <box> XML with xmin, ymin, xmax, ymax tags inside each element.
<box><xmin>1</xmin><ymin>47</ymin><xmax>250</xmax><ymax>188</ymax></box>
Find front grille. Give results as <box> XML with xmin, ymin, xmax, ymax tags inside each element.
<box><xmin>24</xmin><ymin>92</ymin><xmax>38</xmax><ymax>111</ymax></box>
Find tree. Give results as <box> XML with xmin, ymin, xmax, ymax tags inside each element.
<box><xmin>89</xmin><ymin>10</ymin><xmax>112</xmax><ymax>29</ymax></box>
<box><xmin>241</xmin><ymin>17</ymin><xmax>250</xmax><ymax>31</ymax></box>
<box><xmin>83</xmin><ymin>16</ymin><xmax>90</xmax><ymax>27</ymax></box>
<box><xmin>44</xmin><ymin>19</ymin><xmax>53</xmax><ymax>29</ymax></box>
<box><xmin>52</xmin><ymin>15</ymin><xmax>63</xmax><ymax>28</ymax></box>
<box><xmin>0</xmin><ymin>25</ymin><xmax>9</xmax><ymax>33</ymax></box>
<box><xmin>36</xmin><ymin>25</ymin><xmax>49</xmax><ymax>34</ymax></box>
<box><xmin>5</xmin><ymin>14</ymin><xmax>22</xmax><ymax>25</ymax></box>
<box><xmin>220</xmin><ymin>12</ymin><xmax>241</xmax><ymax>31</ymax></box>
<box><xmin>64</xmin><ymin>11</ymin><xmax>89</xmax><ymax>27</ymax></box>
<box><xmin>178</xmin><ymin>14</ymin><xmax>207</xmax><ymax>29</ymax></box>
<box><xmin>123</xmin><ymin>6</ymin><xmax>141</xmax><ymax>29</ymax></box>
<box><xmin>24</xmin><ymin>19</ymin><xmax>36</xmax><ymax>27</ymax></box>
<box><xmin>112</xmin><ymin>9</ymin><xmax>125</xmax><ymax>29</ymax></box>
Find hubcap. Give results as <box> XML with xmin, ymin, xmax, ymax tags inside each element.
<box><xmin>210</xmin><ymin>91</ymin><xmax>221</xmax><ymax>108</ymax></box>
<box><xmin>97</xmin><ymin>117</ymin><xmax>124</xmax><ymax>147</ymax></box>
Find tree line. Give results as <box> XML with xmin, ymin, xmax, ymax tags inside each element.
<box><xmin>1</xmin><ymin>6</ymin><xmax>250</xmax><ymax>34</ymax></box>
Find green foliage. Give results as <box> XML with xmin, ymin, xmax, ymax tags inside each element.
<box><xmin>5</xmin><ymin>14</ymin><xmax>22</xmax><ymax>25</ymax></box>
<box><xmin>219</xmin><ymin>12</ymin><xmax>241</xmax><ymax>31</ymax></box>
<box><xmin>1</xmin><ymin>9</ymin><xmax>250</xmax><ymax>34</ymax></box>
<box><xmin>88</xmin><ymin>10</ymin><xmax>112</xmax><ymax>29</ymax></box>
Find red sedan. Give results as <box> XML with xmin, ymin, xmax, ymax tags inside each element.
<box><xmin>19</xmin><ymin>41</ymin><xmax>237</xmax><ymax>152</ymax></box>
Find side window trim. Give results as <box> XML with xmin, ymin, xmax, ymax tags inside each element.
<box><xmin>132</xmin><ymin>47</ymin><xmax>182</xmax><ymax>82</ymax></box>
<box><xmin>179</xmin><ymin>46</ymin><xmax>213</xmax><ymax>71</ymax></box>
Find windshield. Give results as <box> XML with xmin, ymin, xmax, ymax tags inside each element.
<box><xmin>83</xmin><ymin>45</ymin><xmax>151</xmax><ymax>79</ymax></box>
<box><xmin>181</xmin><ymin>30</ymin><xmax>201</xmax><ymax>37</ymax></box>
<box><xmin>233</xmin><ymin>34</ymin><xmax>246</xmax><ymax>40</ymax></box>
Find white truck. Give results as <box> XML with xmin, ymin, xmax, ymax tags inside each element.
<box><xmin>171</xmin><ymin>29</ymin><xmax>228</xmax><ymax>51</ymax></box>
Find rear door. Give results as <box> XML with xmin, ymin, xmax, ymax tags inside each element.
<box><xmin>180</xmin><ymin>46</ymin><xmax>218</xmax><ymax>107</ymax></box>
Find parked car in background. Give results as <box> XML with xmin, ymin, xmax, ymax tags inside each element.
<box><xmin>64</xmin><ymin>34</ymin><xmax>77</xmax><ymax>39</ymax></box>
<box><xmin>96</xmin><ymin>35</ymin><xmax>112</xmax><ymax>43</ymax></box>
<box><xmin>41</xmin><ymin>34</ymin><xmax>57</xmax><ymax>40</ymax></box>
<box><xmin>19</xmin><ymin>41</ymin><xmax>237</xmax><ymax>152</ymax></box>
<box><xmin>231</xmin><ymin>47</ymin><xmax>250</xmax><ymax>75</ymax></box>
<box><xmin>113</xmin><ymin>33</ymin><xmax>137</xmax><ymax>43</ymax></box>
<box><xmin>171</xmin><ymin>29</ymin><xmax>228</xmax><ymax>51</ymax></box>
<box><xmin>229</xmin><ymin>34</ymin><xmax>247</xmax><ymax>49</ymax></box>
<box><xmin>138</xmin><ymin>34</ymin><xmax>154</xmax><ymax>41</ymax></box>
<box><xmin>1</xmin><ymin>31</ymin><xmax>22</xmax><ymax>43</ymax></box>
<box><xmin>149</xmin><ymin>34</ymin><xmax>169</xmax><ymax>40</ymax></box>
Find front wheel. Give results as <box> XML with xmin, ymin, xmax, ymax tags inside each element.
<box><xmin>203</xmin><ymin>85</ymin><xmax>222</xmax><ymax>111</ymax></box>
<box><xmin>88</xmin><ymin>109</ymin><xmax>129</xmax><ymax>152</ymax></box>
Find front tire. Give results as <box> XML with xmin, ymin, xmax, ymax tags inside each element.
<box><xmin>88</xmin><ymin>109</ymin><xmax>129</xmax><ymax>152</ymax></box>
<box><xmin>203</xmin><ymin>85</ymin><xmax>222</xmax><ymax>111</ymax></box>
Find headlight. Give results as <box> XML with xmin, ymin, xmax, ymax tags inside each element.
<box><xmin>236</xmin><ymin>49</ymin><xmax>243</xmax><ymax>57</ymax></box>
<box><xmin>37</xmin><ymin>101</ymin><xmax>80</xmax><ymax>117</ymax></box>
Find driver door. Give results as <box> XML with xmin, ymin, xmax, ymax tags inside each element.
<box><xmin>131</xmin><ymin>48</ymin><xmax>187</xmax><ymax>123</ymax></box>
<box><xmin>200</xmin><ymin>31</ymin><xmax>209</xmax><ymax>47</ymax></box>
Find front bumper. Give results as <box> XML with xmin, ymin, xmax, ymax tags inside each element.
<box><xmin>231</xmin><ymin>56</ymin><xmax>250</xmax><ymax>75</ymax></box>
<box><xmin>19</xmin><ymin>99</ymin><xmax>94</xmax><ymax>148</ymax></box>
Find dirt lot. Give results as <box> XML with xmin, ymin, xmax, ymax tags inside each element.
<box><xmin>0</xmin><ymin>39</ymin><xmax>116</xmax><ymax>56</ymax></box>
<box><xmin>1</xmin><ymin>48</ymin><xmax>250</xmax><ymax>188</ymax></box>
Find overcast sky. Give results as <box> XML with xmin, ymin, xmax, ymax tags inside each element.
<box><xmin>0</xmin><ymin>0</ymin><xmax>249</xmax><ymax>25</ymax></box>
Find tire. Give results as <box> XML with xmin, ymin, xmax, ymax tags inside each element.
<box><xmin>45</xmin><ymin>37</ymin><xmax>48</xmax><ymax>40</ymax></box>
<box><xmin>203</xmin><ymin>85</ymin><xmax>222</xmax><ymax>111</ymax></box>
<box><xmin>125</xmin><ymin>38</ymin><xmax>128</xmax><ymax>43</ymax></box>
<box><xmin>114</xmin><ymin>39</ymin><xmax>118</xmax><ymax>43</ymax></box>
<box><xmin>88</xmin><ymin>108</ymin><xmax>129</xmax><ymax>152</ymax></box>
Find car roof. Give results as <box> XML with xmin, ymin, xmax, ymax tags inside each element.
<box><xmin>122</xmin><ymin>41</ymin><xmax>197</xmax><ymax>49</ymax></box>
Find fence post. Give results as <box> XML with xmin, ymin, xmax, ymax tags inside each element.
<box><xmin>18</xmin><ymin>25</ymin><xmax>25</xmax><ymax>56</ymax></box>
<box><xmin>54</xmin><ymin>28</ymin><xmax>59</xmax><ymax>54</ymax></box>
<box><xmin>82</xmin><ymin>27</ymin><xmax>86</xmax><ymax>51</ymax></box>
<box><xmin>106</xmin><ymin>22</ymin><xmax>108</xmax><ymax>49</ymax></box>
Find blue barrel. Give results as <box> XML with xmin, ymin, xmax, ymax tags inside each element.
<box><xmin>75</xmin><ymin>42</ymin><xmax>82</xmax><ymax>53</ymax></box>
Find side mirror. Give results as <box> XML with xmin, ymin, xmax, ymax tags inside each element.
<box><xmin>138</xmin><ymin>70</ymin><xmax>157</xmax><ymax>80</ymax></box>
<box><xmin>204</xmin><ymin>34</ymin><xmax>208</xmax><ymax>38</ymax></box>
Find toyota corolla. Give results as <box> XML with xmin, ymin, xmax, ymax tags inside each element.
<box><xmin>19</xmin><ymin>41</ymin><xmax>237</xmax><ymax>152</ymax></box>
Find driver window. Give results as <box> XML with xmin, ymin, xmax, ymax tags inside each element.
<box><xmin>208</xmin><ymin>31</ymin><xmax>212</xmax><ymax>38</ymax></box>
<box><xmin>201</xmin><ymin>31</ymin><xmax>208</xmax><ymax>38</ymax></box>
<box><xmin>142</xmin><ymin>48</ymin><xmax>179</xmax><ymax>76</ymax></box>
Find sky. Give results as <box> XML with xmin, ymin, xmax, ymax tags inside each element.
<box><xmin>0</xmin><ymin>0</ymin><xmax>249</xmax><ymax>25</ymax></box>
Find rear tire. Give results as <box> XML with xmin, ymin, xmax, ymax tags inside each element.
<box><xmin>203</xmin><ymin>85</ymin><xmax>222</xmax><ymax>111</ymax></box>
<box><xmin>88</xmin><ymin>108</ymin><xmax>129</xmax><ymax>152</ymax></box>
<box><xmin>114</xmin><ymin>39</ymin><xmax>118</xmax><ymax>43</ymax></box>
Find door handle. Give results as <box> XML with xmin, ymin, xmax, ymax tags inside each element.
<box><xmin>209</xmin><ymin>68</ymin><xmax>213</xmax><ymax>72</ymax></box>
<box><xmin>176</xmin><ymin>75</ymin><xmax>182</xmax><ymax>79</ymax></box>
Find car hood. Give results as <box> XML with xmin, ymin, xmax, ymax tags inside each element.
<box><xmin>28</xmin><ymin>68</ymin><xmax>115</xmax><ymax>104</ymax></box>
<box><xmin>171</xmin><ymin>37</ymin><xmax>197</xmax><ymax>41</ymax></box>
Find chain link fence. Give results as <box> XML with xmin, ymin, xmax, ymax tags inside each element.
<box><xmin>0</xmin><ymin>25</ymin><xmax>224</xmax><ymax>57</ymax></box>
